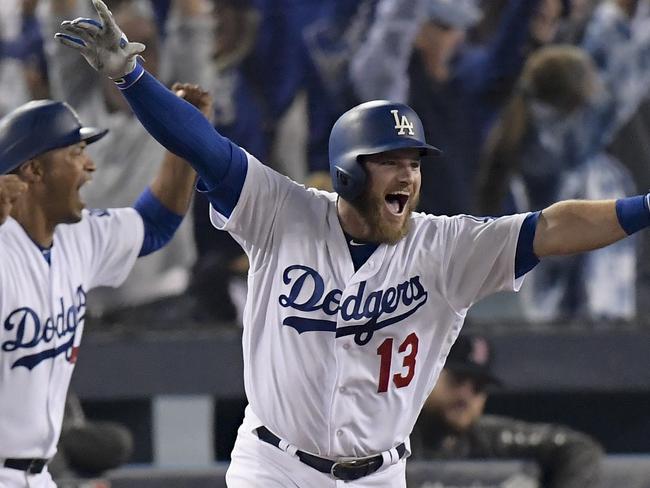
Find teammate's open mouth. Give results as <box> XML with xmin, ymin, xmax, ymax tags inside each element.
<box><xmin>385</xmin><ymin>192</ymin><xmax>409</xmax><ymax>215</ymax></box>
<box><xmin>77</xmin><ymin>176</ymin><xmax>92</xmax><ymax>190</ymax></box>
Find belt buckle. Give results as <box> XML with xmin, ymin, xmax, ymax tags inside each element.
<box><xmin>330</xmin><ymin>458</ymin><xmax>372</xmax><ymax>481</ymax></box>
<box><xmin>27</xmin><ymin>459</ymin><xmax>44</xmax><ymax>474</ymax></box>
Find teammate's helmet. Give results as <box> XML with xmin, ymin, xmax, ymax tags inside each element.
<box><xmin>0</xmin><ymin>100</ymin><xmax>108</xmax><ymax>175</ymax></box>
<box><xmin>328</xmin><ymin>100</ymin><xmax>441</xmax><ymax>201</ymax></box>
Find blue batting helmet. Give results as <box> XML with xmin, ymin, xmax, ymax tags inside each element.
<box><xmin>0</xmin><ymin>100</ymin><xmax>108</xmax><ymax>175</ymax></box>
<box><xmin>328</xmin><ymin>100</ymin><xmax>441</xmax><ymax>201</ymax></box>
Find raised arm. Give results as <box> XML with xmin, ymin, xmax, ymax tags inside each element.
<box><xmin>533</xmin><ymin>196</ymin><xmax>649</xmax><ymax>257</ymax></box>
<box><xmin>147</xmin><ymin>83</ymin><xmax>207</xmax><ymax>214</ymax></box>
<box><xmin>55</xmin><ymin>0</ymin><xmax>247</xmax><ymax>217</ymax></box>
<box><xmin>133</xmin><ymin>83</ymin><xmax>207</xmax><ymax>257</ymax></box>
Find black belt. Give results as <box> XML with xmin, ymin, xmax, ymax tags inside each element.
<box><xmin>4</xmin><ymin>458</ymin><xmax>48</xmax><ymax>474</ymax></box>
<box><xmin>256</xmin><ymin>426</ymin><xmax>406</xmax><ymax>481</ymax></box>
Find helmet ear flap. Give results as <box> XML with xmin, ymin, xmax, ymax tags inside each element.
<box><xmin>331</xmin><ymin>159</ymin><xmax>367</xmax><ymax>201</ymax></box>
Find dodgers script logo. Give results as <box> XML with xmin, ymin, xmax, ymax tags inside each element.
<box><xmin>278</xmin><ymin>265</ymin><xmax>428</xmax><ymax>345</ymax></box>
<box><xmin>2</xmin><ymin>286</ymin><xmax>86</xmax><ymax>370</ymax></box>
<box><xmin>391</xmin><ymin>109</ymin><xmax>415</xmax><ymax>136</ymax></box>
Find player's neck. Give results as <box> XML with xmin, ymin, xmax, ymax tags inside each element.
<box><xmin>10</xmin><ymin>197</ymin><xmax>55</xmax><ymax>247</ymax></box>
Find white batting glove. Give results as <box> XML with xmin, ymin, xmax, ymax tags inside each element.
<box><xmin>54</xmin><ymin>0</ymin><xmax>145</xmax><ymax>80</ymax></box>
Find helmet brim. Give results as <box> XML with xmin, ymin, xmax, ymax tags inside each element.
<box><xmin>418</xmin><ymin>143</ymin><xmax>442</xmax><ymax>158</ymax></box>
<box><xmin>79</xmin><ymin>126</ymin><xmax>109</xmax><ymax>145</ymax></box>
<box><xmin>356</xmin><ymin>138</ymin><xmax>442</xmax><ymax>159</ymax></box>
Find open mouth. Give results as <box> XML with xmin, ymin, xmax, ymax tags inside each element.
<box><xmin>384</xmin><ymin>192</ymin><xmax>409</xmax><ymax>216</ymax></box>
<box><xmin>77</xmin><ymin>176</ymin><xmax>92</xmax><ymax>191</ymax></box>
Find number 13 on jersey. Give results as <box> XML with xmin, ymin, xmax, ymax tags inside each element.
<box><xmin>376</xmin><ymin>332</ymin><xmax>419</xmax><ymax>393</ymax></box>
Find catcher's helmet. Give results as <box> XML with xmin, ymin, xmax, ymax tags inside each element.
<box><xmin>0</xmin><ymin>100</ymin><xmax>108</xmax><ymax>175</ymax></box>
<box><xmin>328</xmin><ymin>100</ymin><xmax>441</xmax><ymax>201</ymax></box>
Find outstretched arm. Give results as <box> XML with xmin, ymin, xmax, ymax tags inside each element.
<box><xmin>133</xmin><ymin>82</ymin><xmax>208</xmax><ymax>257</ymax></box>
<box><xmin>55</xmin><ymin>0</ymin><xmax>247</xmax><ymax>217</ymax></box>
<box><xmin>148</xmin><ymin>82</ymin><xmax>208</xmax><ymax>214</ymax></box>
<box><xmin>533</xmin><ymin>196</ymin><xmax>649</xmax><ymax>257</ymax></box>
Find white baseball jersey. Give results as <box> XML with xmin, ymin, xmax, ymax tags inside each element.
<box><xmin>211</xmin><ymin>154</ymin><xmax>528</xmax><ymax>459</ymax></box>
<box><xmin>0</xmin><ymin>208</ymin><xmax>143</xmax><ymax>458</ymax></box>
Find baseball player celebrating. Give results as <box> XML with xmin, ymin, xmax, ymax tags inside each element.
<box><xmin>57</xmin><ymin>2</ymin><xmax>650</xmax><ymax>486</ymax></box>
<box><xmin>0</xmin><ymin>83</ymin><xmax>211</xmax><ymax>487</ymax></box>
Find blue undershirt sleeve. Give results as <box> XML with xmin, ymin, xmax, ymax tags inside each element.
<box><xmin>616</xmin><ymin>194</ymin><xmax>650</xmax><ymax>235</ymax></box>
<box><xmin>118</xmin><ymin>63</ymin><xmax>247</xmax><ymax>217</ymax></box>
<box><xmin>133</xmin><ymin>187</ymin><xmax>183</xmax><ymax>257</ymax></box>
<box><xmin>514</xmin><ymin>211</ymin><xmax>541</xmax><ymax>279</ymax></box>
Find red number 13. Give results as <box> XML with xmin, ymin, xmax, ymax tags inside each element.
<box><xmin>376</xmin><ymin>332</ymin><xmax>419</xmax><ymax>393</ymax></box>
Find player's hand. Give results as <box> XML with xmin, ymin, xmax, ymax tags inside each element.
<box><xmin>0</xmin><ymin>175</ymin><xmax>27</xmax><ymax>225</ymax></box>
<box><xmin>54</xmin><ymin>0</ymin><xmax>145</xmax><ymax>79</ymax></box>
<box><xmin>172</xmin><ymin>82</ymin><xmax>214</xmax><ymax>121</ymax></box>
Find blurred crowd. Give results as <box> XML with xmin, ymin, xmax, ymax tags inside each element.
<box><xmin>4</xmin><ymin>0</ymin><xmax>650</xmax><ymax>326</ymax></box>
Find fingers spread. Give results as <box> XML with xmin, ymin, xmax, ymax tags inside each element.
<box><xmin>54</xmin><ymin>33</ymin><xmax>87</xmax><ymax>49</ymax></box>
<box><xmin>92</xmin><ymin>0</ymin><xmax>118</xmax><ymax>38</ymax></box>
<box><xmin>59</xmin><ymin>23</ymin><xmax>95</xmax><ymax>41</ymax></box>
<box><xmin>72</xmin><ymin>18</ymin><xmax>102</xmax><ymax>29</ymax></box>
<box><xmin>70</xmin><ymin>17</ymin><xmax>103</xmax><ymax>36</ymax></box>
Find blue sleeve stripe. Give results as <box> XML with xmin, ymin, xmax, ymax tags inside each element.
<box><xmin>118</xmin><ymin>64</ymin><xmax>248</xmax><ymax>192</ymax></box>
<box><xmin>515</xmin><ymin>211</ymin><xmax>541</xmax><ymax>279</ymax></box>
<box><xmin>615</xmin><ymin>195</ymin><xmax>650</xmax><ymax>235</ymax></box>
<box><xmin>133</xmin><ymin>187</ymin><xmax>183</xmax><ymax>257</ymax></box>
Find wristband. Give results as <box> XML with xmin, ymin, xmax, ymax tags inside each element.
<box><xmin>615</xmin><ymin>194</ymin><xmax>650</xmax><ymax>235</ymax></box>
<box><xmin>114</xmin><ymin>61</ymin><xmax>144</xmax><ymax>90</ymax></box>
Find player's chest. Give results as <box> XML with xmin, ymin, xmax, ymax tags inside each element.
<box><xmin>0</xmin><ymin>247</ymin><xmax>87</xmax><ymax>371</ymax></box>
<box><xmin>271</xmin><ymin>242</ymin><xmax>445</xmax><ymax>343</ymax></box>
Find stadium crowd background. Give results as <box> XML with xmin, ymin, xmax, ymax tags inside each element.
<box><xmin>3</xmin><ymin>0</ymin><xmax>650</xmax><ymax>486</ymax></box>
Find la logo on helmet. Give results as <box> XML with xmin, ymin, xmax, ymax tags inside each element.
<box><xmin>391</xmin><ymin>109</ymin><xmax>415</xmax><ymax>136</ymax></box>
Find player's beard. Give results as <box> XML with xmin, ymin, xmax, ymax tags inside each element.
<box><xmin>352</xmin><ymin>188</ymin><xmax>419</xmax><ymax>245</ymax></box>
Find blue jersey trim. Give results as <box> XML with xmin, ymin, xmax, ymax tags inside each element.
<box><xmin>343</xmin><ymin>232</ymin><xmax>379</xmax><ymax>272</ymax></box>
<box><xmin>515</xmin><ymin>211</ymin><xmax>541</xmax><ymax>279</ymax></box>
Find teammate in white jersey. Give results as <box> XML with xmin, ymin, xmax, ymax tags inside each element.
<box><xmin>0</xmin><ymin>84</ymin><xmax>211</xmax><ymax>488</ymax></box>
<box><xmin>57</xmin><ymin>2</ymin><xmax>650</xmax><ymax>485</ymax></box>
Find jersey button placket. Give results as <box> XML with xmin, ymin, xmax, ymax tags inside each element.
<box><xmin>331</xmin><ymin>292</ymin><xmax>354</xmax><ymax>452</ymax></box>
